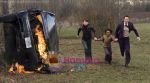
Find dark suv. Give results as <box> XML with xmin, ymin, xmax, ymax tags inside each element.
<box><xmin>0</xmin><ymin>9</ymin><xmax>59</xmax><ymax>70</ymax></box>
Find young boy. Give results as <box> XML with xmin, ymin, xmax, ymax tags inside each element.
<box><xmin>96</xmin><ymin>29</ymin><xmax>117</xmax><ymax>64</ymax></box>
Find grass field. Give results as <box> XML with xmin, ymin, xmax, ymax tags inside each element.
<box><xmin>0</xmin><ymin>23</ymin><xmax>150</xmax><ymax>83</ymax></box>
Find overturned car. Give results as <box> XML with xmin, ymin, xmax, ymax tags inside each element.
<box><xmin>0</xmin><ymin>9</ymin><xmax>59</xmax><ymax>71</ymax></box>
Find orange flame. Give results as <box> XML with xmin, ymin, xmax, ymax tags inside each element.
<box><xmin>9</xmin><ymin>63</ymin><xmax>33</xmax><ymax>73</ymax></box>
<box><xmin>35</xmin><ymin>24</ymin><xmax>48</xmax><ymax>60</ymax></box>
<box><xmin>35</xmin><ymin>15</ymin><xmax>58</xmax><ymax>64</ymax></box>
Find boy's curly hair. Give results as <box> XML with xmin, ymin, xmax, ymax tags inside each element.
<box><xmin>105</xmin><ymin>29</ymin><xmax>112</xmax><ymax>33</ymax></box>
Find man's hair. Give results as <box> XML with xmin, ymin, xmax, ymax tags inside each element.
<box><xmin>124</xmin><ymin>15</ymin><xmax>129</xmax><ymax>18</ymax></box>
<box><xmin>105</xmin><ymin>29</ymin><xmax>112</xmax><ymax>33</ymax></box>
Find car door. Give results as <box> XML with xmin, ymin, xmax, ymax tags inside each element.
<box><xmin>41</xmin><ymin>12</ymin><xmax>59</xmax><ymax>53</ymax></box>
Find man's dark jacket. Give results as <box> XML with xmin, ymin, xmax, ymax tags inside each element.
<box><xmin>115</xmin><ymin>22</ymin><xmax>140</xmax><ymax>39</ymax></box>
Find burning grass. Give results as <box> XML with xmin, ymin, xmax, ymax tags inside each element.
<box><xmin>9</xmin><ymin>63</ymin><xmax>33</xmax><ymax>74</ymax></box>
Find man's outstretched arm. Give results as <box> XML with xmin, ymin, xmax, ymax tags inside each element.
<box><xmin>131</xmin><ymin>23</ymin><xmax>140</xmax><ymax>37</ymax></box>
<box><xmin>131</xmin><ymin>23</ymin><xmax>140</xmax><ymax>40</ymax></box>
<box><xmin>115</xmin><ymin>24</ymin><xmax>120</xmax><ymax>39</ymax></box>
<box><xmin>77</xmin><ymin>28</ymin><xmax>82</xmax><ymax>36</ymax></box>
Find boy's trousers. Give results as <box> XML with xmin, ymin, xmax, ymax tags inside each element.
<box><xmin>104</xmin><ymin>46</ymin><xmax>112</xmax><ymax>63</ymax></box>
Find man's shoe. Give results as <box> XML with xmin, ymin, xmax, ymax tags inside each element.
<box><xmin>108</xmin><ymin>61</ymin><xmax>111</xmax><ymax>65</ymax></box>
<box><xmin>125</xmin><ymin>64</ymin><xmax>128</xmax><ymax>67</ymax></box>
<box><xmin>104</xmin><ymin>61</ymin><xmax>108</xmax><ymax>64</ymax></box>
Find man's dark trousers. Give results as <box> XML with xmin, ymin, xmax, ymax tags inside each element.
<box><xmin>82</xmin><ymin>39</ymin><xmax>92</xmax><ymax>59</ymax></box>
<box><xmin>118</xmin><ymin>37</ymin><xmax>131</xmax><ymax>66</ymax></box>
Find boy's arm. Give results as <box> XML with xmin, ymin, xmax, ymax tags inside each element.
<box><xmin>96</xmin><ymin>36</ymin><xmax>104</xmax><ymax>41</ymax></box>
<box><xmin>111</xmin><ymin>35</ymin><xmax>118</xmax><ymax>42</ymax></box>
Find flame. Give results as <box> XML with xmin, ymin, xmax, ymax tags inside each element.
<box><xmin>35</xmin><ymin>15</ymin><xmax>59</xmax><ymax>72</ymax></box>
<box><xmin>35</xmin><ymin>15</ymin><xmax>58</xmax><ymax>64</ymax></box>
<box><xmin>35</xmin><ymin>24</ymin><xmax>48</xmax><ymax>60</ymax></box>
<box><xmin>9</xmin><ymin>63</ymin><xmax>33</xmax><ymax>73</ymax></box>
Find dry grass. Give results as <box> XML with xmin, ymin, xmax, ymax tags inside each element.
<box><xmin>0</xmin><ymin>23</ymin><xmax>150</xmax><ymax>83</ymax></box>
